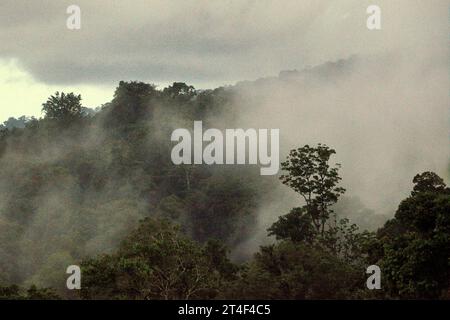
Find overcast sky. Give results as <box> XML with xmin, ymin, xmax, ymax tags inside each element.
<box><xmin>0</xmin><ymin>0</ymin><xmax>448</xmax><ymax>121</ymax></box>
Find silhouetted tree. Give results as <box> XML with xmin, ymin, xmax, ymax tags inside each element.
<box><xmin>374</xmin><ymin>172</ymin><xmax>450</xmax><ymax>299</ymax></box>
<box><xmin>278</xmin><ymin>144</ymin><xmax>345</xmax><ymax>235</ymax></box>
<box><xmin>41</xmin><ymin>92</ymin><xmax>83</xmax><ymax>123</ymax></box>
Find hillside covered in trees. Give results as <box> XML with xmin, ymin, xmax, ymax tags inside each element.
<box><xmin>0</xmin><ymin>78</ymin><xmax>449</xmax><ymax>300</ymax></box>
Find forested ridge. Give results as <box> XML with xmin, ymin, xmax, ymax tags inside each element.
<box><xmin>0</xmin><ymin>80</ymin><xmax>449</xmax><ymax>299</ymax></box>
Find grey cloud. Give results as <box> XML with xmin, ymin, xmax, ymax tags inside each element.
<box><xmin>1</xmin><ymin>0</ymin><xmax>447</xmax><ymax>86</ymax></box>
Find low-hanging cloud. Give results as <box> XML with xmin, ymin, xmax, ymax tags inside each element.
<box><xmin>1</xmin><ymin>0</ymin><xmax>448</xmax><ymax>87</ymax></box>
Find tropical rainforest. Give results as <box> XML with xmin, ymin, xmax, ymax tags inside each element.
<box><xmin>0</xmin><ymin>76</ymin><xmax>448</xmax><ymax>300</ymax></box>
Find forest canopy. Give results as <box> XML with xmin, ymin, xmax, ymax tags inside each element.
<box><xmin>0</xmin><ymin>80</ymin><xmax>448</xmax><ymax>300</ymax></box>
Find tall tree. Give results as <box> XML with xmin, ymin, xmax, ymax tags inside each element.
<box><xmin>374</xmin><ymin>172</ymin><xmax>450</xmax><ymax>299</ymax></box>
<box><xmin>41</xmin><ymin>92</ymin><xmax>83</xmax><ymax>123</ymax></box>
<box><xmin>278</xmin><ymin>144</ymin><xmax>345</xmax><ymax>234</ymax></box>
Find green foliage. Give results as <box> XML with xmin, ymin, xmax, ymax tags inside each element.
<box><xmin>224</xmin><ymin>241</ymin><xmax>365</xmax><ymax>299</ymax></box>
<box><xmin>280</xmin><ymin>144</ymin><xmax>345</xmax><ymax>234</ymax></box>
<box><xmin>0</xmin><ymin>82</ymin><xmax>265</xmax><ymax>297</ymax></box>
<box><xmin>0</xmin><ymin>285</ymin><xmax>59</xmax><ymax>300</ymax></box>
<box><xmin>0</xmin><ymin>82</ymin><xmax>448</xmax><ymax>300</ymax></box>
<box><xmin>411</xmin><ymin>171</ymin><xmax>446</xmax><ymax>196</ymax></box>
<box><xmin>374</xmin><ymin>172</ymin><xmax>450</xmax><ymax>299</ymax></box>
<box><xmin>320</xmin><ymin>218</ymin><xmax>375</xmax><ymax>267</ymax></box>
<box><xmin>0</xmin><ymin>116</ymin><xmax>33</xmax><ymax>130</ymax></box>
<box><xmin>263</xmin><ymin>144</ymin><xmax>378</xmax><ymax>299</ymax></box>
<box><xmin>81</xmin><ymin>218</ymin><xmax>235</xmax><ymax>300</ymax></box>
<box><xmin>268</xmin><ymin>207</ymin><xmax>316</xmax><ymax>243</ymax></box>
<box><xmin>271</xmin><ymin>144</ymin><xmax>369</xmax><ymax>260</ymax></box>
<box><xmin>105</xmin><ymin>81</ymin><xmax>156</xmax><ymax>128</ymax></box>
<box><xmin>268</xmin><ymin>208</ymin><xmax>374</xmax><ymax>264</ymax></box>
<box><xmin>41</xmin><ymin>92</ymin><xmax>83</xmax><ymax>123</ymax></box>
<box><xmin>163</xmin><ymin>82</ymin><xmax>196</xmax><ymax>98</ymax></box>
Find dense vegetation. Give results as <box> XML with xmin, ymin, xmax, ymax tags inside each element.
<box><xmin>0</xmin><ymin>81</ymin><xmax>448</xmax><ymax>299</ymax></box>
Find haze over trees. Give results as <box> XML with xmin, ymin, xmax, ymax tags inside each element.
<box><xmin>0</xmin><ymin>79</ymin><xmax>448</xmax><ymax>299</ymax></box>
